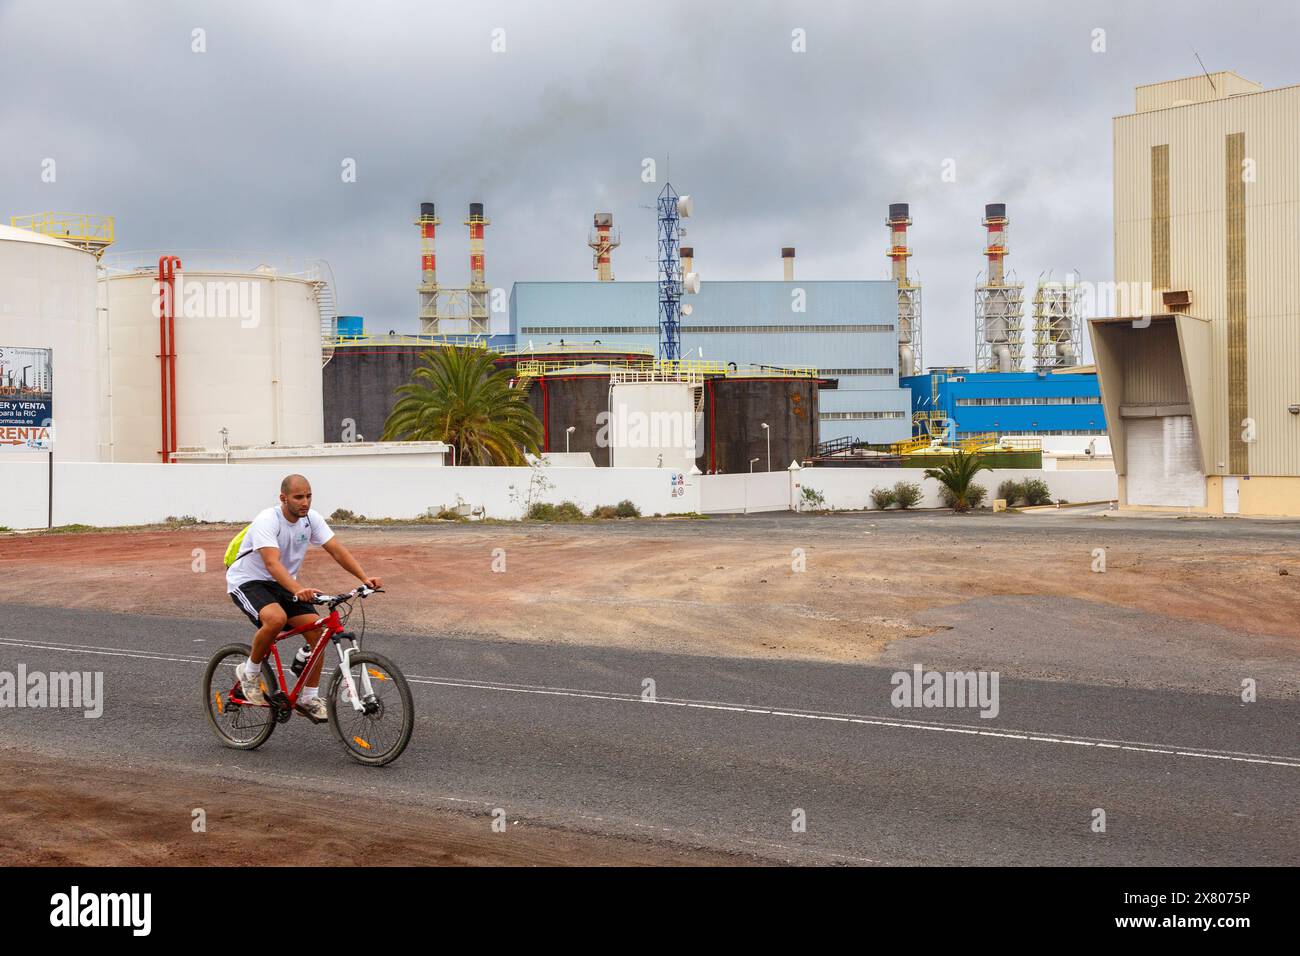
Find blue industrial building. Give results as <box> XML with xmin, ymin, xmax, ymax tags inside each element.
<box><xmin>902</xmin><ymin>367</ymin><xmax>1106</xmax><ymax>441</ymax></box>
<box><xmin>508</xmin><ymin>280</ymin><xmax>912</xmax><ymax>444</ymax></box>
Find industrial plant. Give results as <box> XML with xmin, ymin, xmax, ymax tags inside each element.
<box><xmin>4</xmin><ymin>70</ymin><xmax>1299</xmax><ymax>516</ymax></box>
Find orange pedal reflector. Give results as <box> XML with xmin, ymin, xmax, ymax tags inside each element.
<box><xmin>353</xmin><ymin>737</ymin><xmax>372</xmax><ymax>750</ymax></box>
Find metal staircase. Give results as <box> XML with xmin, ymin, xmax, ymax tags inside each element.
<box><xmin>309</xmin><ymin>259</ymin><xmax>339</xmax><ymax>367</ymax></box>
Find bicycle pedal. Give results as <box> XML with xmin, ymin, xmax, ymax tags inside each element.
<box><xmin>293</xmin><ymin>702</ymin><xmax>329</xmax><ymax>725</ymax></box>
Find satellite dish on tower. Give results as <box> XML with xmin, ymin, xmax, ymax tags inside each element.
<box><xmin>683</xmin><ymin>272</ymin><xmax>700</xmax><ymax>294</ymax></box>
<box><xmin>681</xmin><ymin>303</ymin><xmax>694</xmax><ymax>316</ymax></box>
<box><xmin>676</xmin><ymin>195</ymin><xmax>693</xmax><ymax>218</ymax></box>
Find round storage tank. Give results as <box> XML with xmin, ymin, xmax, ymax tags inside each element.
<box><xmin>0</xmin><ymin>225</ymin><xmax>100</xmax><ymax>462</ymax></box>
<box><xmin>101</xmin><ymin>268</ymin><xmax>323</xmax><ymax>461</ymax></box>
<box><xmin>699</xmin><ymin>374</ymin><xmax>819</xmax><ymax>474</ymax></box>
<box><xmin>322</xmin><ymin>339</ymin><xmax>429</xmax><ymax>443</ymax></box>
<box><xmin>526</xmin><ymin>368</ymin><xmax>611</xmax><ymax>465</ymax></box>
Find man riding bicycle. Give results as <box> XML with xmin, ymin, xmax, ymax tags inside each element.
<box><xmin>226</xmin><ymin>474</ymin><xmax>382</xmax><ymax>722</ymax></box>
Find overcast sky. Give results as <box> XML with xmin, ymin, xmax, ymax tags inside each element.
<box><xmin>3</xmin><ymin>0</ymin><xmax>1297</xmax><ymax>366</ymax></box>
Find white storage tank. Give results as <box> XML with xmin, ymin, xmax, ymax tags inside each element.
<box><xmin>101</xmin><ymin>266</ymin><xmax>324</xmax><ymax>462</ymax></box>
<box><xmin>0</xmin><ymin>224</ymin><xmax>100</xmax><ymax>462</ymax></box>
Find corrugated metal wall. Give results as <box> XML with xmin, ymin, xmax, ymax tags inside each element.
<box><xmin>1113</xmin><ymin>84</ymin><xmax>1300</xmax><ymax>477</ymax></box>
<box><xmin>509</xmin><ymin>280</ymin><xmax>912</xmax><ymax>444</ymax></box>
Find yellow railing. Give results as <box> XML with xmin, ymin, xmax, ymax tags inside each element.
<box><xmin>10</xmin><ymin>212</ymin><xmax>115</xmax><ymax>256</ymax></box>
<box><xmin>957</xmin><ymin>432</ymin><xmax>998</xmax><ymax>453</ymax></box>
<box><xmin>891</xmin><ymin>435</ymin><xmax>936</xmax><ymax>455</ymax></box>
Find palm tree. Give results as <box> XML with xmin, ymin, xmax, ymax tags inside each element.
<box><xmin>382</xmin><ymin>346</ymin><xmax>542</xmax><ymax>465</ymax></box>
<box><xmin>923</xmin><ymin>450</ymin><xmax>990</xmax><ymax>512</ymax></box>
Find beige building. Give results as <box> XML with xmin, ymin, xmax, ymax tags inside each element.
<box><xmin>1090</xmin><ymin>72</ymin><xmax>1300</xmax><ymax>516</ymax></box>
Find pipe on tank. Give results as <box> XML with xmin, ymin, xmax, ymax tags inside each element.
<box><xmin>994</xmin><ymin>344</ymin><xmax>1012</xmax><ymax>374</ymax></box>
<box><xmin>156</xmin><ymin>255</ymin><xmax>182</xmax><ymax>463</ymax></box>
<box><xmin>899</xmin><ymin>345</ymin><xmax>915</xmax><ymax>378</ymax></box>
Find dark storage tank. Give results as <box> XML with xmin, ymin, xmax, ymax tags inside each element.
<box><xmin>526</xmin><ymin>369</ymin><xmax>612</xmax><ymax>466</ymax></box>
<box><xmin>322</xmin><ymin>341</ymin><xmax>429</xmax><ymax>442</ymax></box>
<box><xmin>698</xmin><ymin>375</ymin><xmax>819</xmax><ymax>474</ymax></box>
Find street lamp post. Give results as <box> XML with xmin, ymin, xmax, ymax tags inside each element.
<box><xmin>761</xmin><ymin>422</ymin><xmax>770</xmax><ymax>471</ymax></box>
<box><xmin>750</xmin><ymin>457</ymin><xmax>760</xmax><ymax>473</ymax></box>
<box><xmin>565</xmin><ymin>425</ymin><xmax>575</xmax><ymax>453</ymax></box>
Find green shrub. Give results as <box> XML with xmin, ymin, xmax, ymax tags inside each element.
<box><xmin>870</xmin><ymin>487</ymin><xmax>896</xmax><ymax>510</ymax></box>
<box><xmin>800</xmin><ymin>486</ymin><xmax>827</xmax><ymax>510</ymax></box>
<box><xmin>591</xmin><ymin>505</ymin><xmax>619</xmax><ymax>519</ymax></box>
<box><xmin>893</xmin><ymin>481</ymin><xmax>923</xmax><ymax>510</ymax></box>
<box><xmin>527</xmin><ymin>501</ymin><xmax>584</xmax><ymax>521</ymax></box>
<box><xmin>164</xmin><ymin>514</ymin><xmax>198</xmax><ymax>525</ymax></box>
<box><xmin>614</xmin><ymin>499</ymin><xmax>641</xmax><ymax>518</ymax></box>
<box><xmin>996</xmin><ymin>480</ymin><xmax>1025</xmax><ymax>505</ymax></box>
<box><xmin>434</xmin><ymin>509</ymin><xmax>468</xmax><ymax>521</ymax></box>
<box><xmin>330</xmin><ymin>508</ymin><xmax>357</xmax><ymax>522</ymax></box>
<box><xmin>1022</xmin><ymin>478</ymin><xmax>1052</xmax><ymax>505</ymax></box>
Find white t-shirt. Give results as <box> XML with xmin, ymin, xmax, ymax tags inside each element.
<box><xmin>226</xmin><ymin>506</ymin><xmax>335</xmax><ymax>593</ymax></box>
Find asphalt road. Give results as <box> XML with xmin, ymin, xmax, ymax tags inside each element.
<box><xmin>1</xmin><ymin>602</ymin><xmax>1296</xmax><ymax>865</ymax></box>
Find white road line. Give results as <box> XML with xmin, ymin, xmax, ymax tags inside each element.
<box><xmin>4</xmin><ymin>636</ymin><xmax>1300</xmax><ymax>769</ymax></box>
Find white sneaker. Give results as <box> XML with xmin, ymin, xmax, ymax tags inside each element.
<box><xmin>295</xmin><ymin>696</ymin><xmax>329</xmax><ymax>723</ymax></box>
<box><xmin>236</xmin><ymin>663</ymin><xmax>267</xmax><ymax>706</ymax></box>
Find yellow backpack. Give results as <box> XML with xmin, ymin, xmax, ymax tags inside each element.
<box><xmin>223</xmin><ymin>524</ymin><xmax>255</xmax><ymax>568</ymax></box>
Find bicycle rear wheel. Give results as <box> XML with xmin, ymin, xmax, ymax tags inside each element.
<box><xmin>326</xmin><ymin>651</ymin><xmax>414</xmax><ymax>767</ymax></box>
<box><xmin>202</xmin><ymin>643</ymin><xmax>277</xmax><ymax>750</ymax></box>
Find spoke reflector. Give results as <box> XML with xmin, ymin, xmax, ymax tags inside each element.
<box><xmin>214</xmin><ymin>691</ymin><xmax>224</xmax><ymax>714</ymax></box>
<box><xmin>353</xmin><ymin>737</ymin><xmax>372</xmax><ymax>750</ymax></box>
<box><xmin>367</xmin><ymin>669</ymin><xmax>389</xmax><ymax>681</ymax></box>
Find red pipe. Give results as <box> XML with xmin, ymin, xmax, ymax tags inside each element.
<box><xmin>540</xmin><ymin>378</ymin><xmax>550</xmax><ymax>452</ymax></box>
<box><xmin>157</xmin><ymin>259</ymin><xmax>167</xmax><ymax>462</ymax></box>
<box><xmin>156</xmin><ymin>256</ymin><xmax>182</xmax><ymax>463</ymax></box>
<box><xmin>708</xmin><ymin>377</ymin><xmax>717</xmax><ymax>473</ymax></box>
<box><xmin>168</xmin><ymin>258</ymin><xmax>179</xmax><ymax>461</ymax></box>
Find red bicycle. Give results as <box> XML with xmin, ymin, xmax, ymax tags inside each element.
<box><xmin>202</xmin><ymin>585</ymin><xmax>414</xmax><ymax>766</ymax></box>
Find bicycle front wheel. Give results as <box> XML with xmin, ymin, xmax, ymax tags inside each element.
<box><xmin>326</xmin><ymin>651</ymin><xmax>414</xmax><ymax>766</ymax></box>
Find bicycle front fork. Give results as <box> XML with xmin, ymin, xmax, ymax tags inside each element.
<box><xmin>332</xmin><ymin>633</ymin><xmax>376</xmax><ymax>714</ymax></box>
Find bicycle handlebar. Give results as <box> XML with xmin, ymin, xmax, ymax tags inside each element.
<box><xmin>309</xmin><ymin>584</ymin><xmax>384</xmax><ymax>607</ymax></box>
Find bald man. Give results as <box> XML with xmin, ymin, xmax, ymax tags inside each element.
<box><xmin>225</xmin><ymin>474</ymin><xmax>382</xmax><ymax>722</ymax></box>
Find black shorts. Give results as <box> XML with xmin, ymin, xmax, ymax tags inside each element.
<box><xmin>230</xmin><ymin>580</ymin><xmax>319</xmax><ymax>627</ymax></box>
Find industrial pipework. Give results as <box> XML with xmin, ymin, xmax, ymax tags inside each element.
<box><xmin>156</xmin><ymin>255</ymin><xmax>182</xmax><ymax>463</ymax></box>
<box><xmin>1032</xmin><ymin>278</ymin><xmax>1083</xmax><ymax>371</ymax></box>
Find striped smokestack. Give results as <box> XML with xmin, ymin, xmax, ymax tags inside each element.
<box><xmin>466</xmin><ymin>202</ymin><xmax>489</xmax><ymax>291</ymax></box>
<box><xmin>588</xmin><ymin>212</ymin><xmax>620</xmax><ymax>281</ymax></box>
<box><xmin>418</xmin><ymin>201</ymin><xmax>439</xmax><ymax>289</ymax></box>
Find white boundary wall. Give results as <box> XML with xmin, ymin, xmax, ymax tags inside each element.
<box><xmin>0</xmin><ymin>462</ymin><xmax>700</xmax><ymax>529</ymax></box>
<box><xmin>0</xmin><ymin>461</ymin><xmax>1117</xmax><ymax>530</ymax></box>
<box><xmin>792</xmin><ymin>467</ymin><xmax>1117</xmax><ymax>510</ymax></box>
